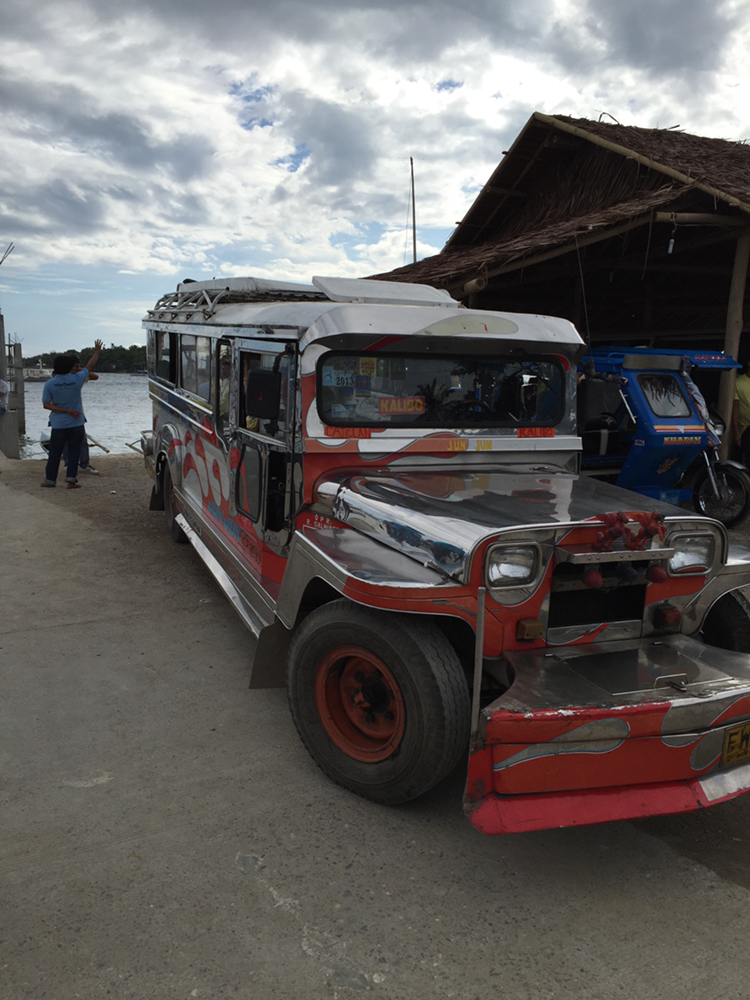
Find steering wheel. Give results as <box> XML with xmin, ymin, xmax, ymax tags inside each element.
<box><xmin>443</xmin><ymin>399</ymin><xmax>494</xmax><ymax>420</ymax></box>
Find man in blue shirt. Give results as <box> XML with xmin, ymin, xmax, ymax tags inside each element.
<box><xmin>41</xmin><ymin>340</ymin><xmax>103</xmax><ymax>488</ymax></box>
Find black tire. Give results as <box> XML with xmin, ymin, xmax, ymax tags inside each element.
<box><xmin>701</xmin><ymin>590</ymin><xmax>750</xmax><ymax>651</ymax></box>
<box><xmin>163</xmin><ymin>464</ymin><xmax>188</xmax><ymax>543</ymax></box>
<box><xmin>287</xmin><ymin>600</ymin><xmax>471</xmax><ymax>805</ymax></box>
<box><xmin>693</xmin><ymin>466</ymin><xmax>750</xmax><ymax>528</ymax></box>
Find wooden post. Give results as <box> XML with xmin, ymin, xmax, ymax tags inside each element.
<box><xmin>718</xmin><ymin>232</ymin><xmax>750</xmax><ymax>458</ymax></box>
<box><xmin>0</xmin><ymin>312</ymin><xmax>6</xmax><ymax>381</ymax></box>
<box><xmin>13</xmin><ymin>342</ymin><xmax>25</xmax><ymax>434</ymax></box>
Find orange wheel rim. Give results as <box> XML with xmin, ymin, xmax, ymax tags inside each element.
<box><xmin>314</xmin><ymin>646</ymin><xmax>406</xmax><ymax>762</ymax></box>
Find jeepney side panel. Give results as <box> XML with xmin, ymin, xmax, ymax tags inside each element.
<box><xmin>145</xmin><ymin>329</ymin><xmax>292</xmax><ymax>611</ymax></box>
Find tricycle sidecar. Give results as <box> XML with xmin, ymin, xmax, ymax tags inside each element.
<box><xmin>579</xmin><ymin>347</ymin><xmax>750</xmax><ymax>526</ymax></box>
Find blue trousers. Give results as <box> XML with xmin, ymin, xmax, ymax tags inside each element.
<box><xmin>63</xmin><ymin>435</ymin><xmax>90</xmax><ymax>467</ymax></box>
<box><xmin>44</xmin><ymin>426</ymin><xmax>85</xmax><ymax>484</ymax></box>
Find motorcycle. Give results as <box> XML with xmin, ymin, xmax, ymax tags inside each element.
<box><xmin>578</xmin><ymin>347</ymin><xmax>750</xmax><ymax>528</ymax></box>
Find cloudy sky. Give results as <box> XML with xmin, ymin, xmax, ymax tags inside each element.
<box><xmin>1</xmin><ymin>0</ymin><xmax>750</xmax><ymax>355</ymax></box>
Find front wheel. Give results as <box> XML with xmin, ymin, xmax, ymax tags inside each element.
<box><xmin>287</xmin><ymin>601</ymin><xmax>471</xmax><ymax>805</ymax></box>
<box><xmin>693</xmin><ymin>465</ymin><xmax>750</xmax><ymax>527</ymax></box>
<box><xmin>163</xmin><ymin>464</ymin><xmax>188</xmax><ymax>543</ymax></box>
<box><xmin>701</xmin><ymin>590</ymin><xmax>750</xmax><ymax>651</ymax></box>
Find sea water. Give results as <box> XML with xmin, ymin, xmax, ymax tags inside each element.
<box><xmin>19</xmin><ymin>374</ymin><xmax>153</xmax><ymax>459</ymax></box>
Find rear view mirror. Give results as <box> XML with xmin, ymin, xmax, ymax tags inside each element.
<box><xmin>246</xmin><ymin>370</ymin><xmax>281</xmax><ymax>419</ymax></box>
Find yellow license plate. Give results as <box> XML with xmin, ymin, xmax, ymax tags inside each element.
<box><xmin>722</xmin><ymin>722</ymin><xmax>750</xmax><ymax>768</ymax></box>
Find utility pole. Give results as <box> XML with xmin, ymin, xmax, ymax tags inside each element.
<box><xmin>410</xmin><ymin>157</ymin><xmax>417</xmax><ymax>264</ymax></box>
<box><xmin>0</xmin><ymin>242</ymin><xmax>21</xmax><ymax>457</ymax></box>
<box><xmin>0</xmin><ymin>243</ymin><xmax>12</xmax><ymax>382</ymax></box>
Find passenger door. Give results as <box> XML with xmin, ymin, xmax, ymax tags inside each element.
<box><xmin>230</xmin><ymin>339</ymin><xmax>297</xmax><ymax>554</ymax></box>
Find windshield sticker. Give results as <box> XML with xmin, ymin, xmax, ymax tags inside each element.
<box><xmin>323</xmin><ymin>368</ymin><xmax>354</xmax><ymax>387</ymax></box>
<box><xmin>331</xmin><ymin>403</ymin><xmax>356</xmax><ymax>419</ymax></box>
<box><xmin>378</xmin><ymin>396</ymin><xmax>425</xmax><ymax>415</ymax></box>
<box><xmin>517</xmin><ymin>427</ymin><xmax>555</xmax><ymax>437</ymax></box>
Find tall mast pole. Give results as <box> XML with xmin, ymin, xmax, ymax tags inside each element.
<box><xmin>410</xmin><ymin>157</ymin><xmax>417</xmax><ymax>264</ymax></box>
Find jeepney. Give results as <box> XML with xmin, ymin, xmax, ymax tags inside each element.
<box><xmin>141</xmin><ymin>275</ymin><xmax>750</xmax><ymax>833</ymax></box>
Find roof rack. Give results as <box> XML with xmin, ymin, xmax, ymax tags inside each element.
<box><xmin>145</xmin><ymin>275</ymin><xmax>459</xmax><ymax>322</ymax></box>
<box><xmin>146</xmin><ymin>278</ymin><xmax>327</xmax><ymax>322</ymax></box>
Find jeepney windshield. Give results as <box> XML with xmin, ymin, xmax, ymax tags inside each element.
<box><xmin>637</xmin><ymin>373</ymin><xmax>692</xmax><ymax>419</ymax></box>
<box><xmin>317</xmin><ymin>352</ymin><xmax>564</xmax><ymax>427</ymax></box>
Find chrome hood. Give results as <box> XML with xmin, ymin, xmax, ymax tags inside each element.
<box><xmin>314</xmin><ymin>469</ymin><xmax>682</xmax><ymax>582</ymax></box>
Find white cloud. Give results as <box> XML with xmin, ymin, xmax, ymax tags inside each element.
<box><xmin>0</xmin><ymin>0</ymin><xmax>748</xmax><ymax>351</ymax></box>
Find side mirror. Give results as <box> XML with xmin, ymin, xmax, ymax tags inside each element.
<box><xmin>245</xmin><ymin>370</ymin><xmax>281</xmax><ymax>419</ymax></box>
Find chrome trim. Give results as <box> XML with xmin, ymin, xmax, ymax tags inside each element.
<box><xmin>557</xmin><ymin>547</ymin><xmax>675</xmax><ymax>565</ymax></box>
<box><xmin>274</xmin><ymin>527</ymin><xmax>454</xmax><ymax>628</ymax></box>
<box><xmin>486</xmin><ymin>541</ymin><xmax>542</xmax><ymax>590</ymax></box>
<box><xmin>666</xmin><ymin>530</ymin><xmax>717</xmax><ymax>577</ymax></box>
<box><xmin>470</xmin><ymin>588</ymin><xmax>486</xmax><ymax>742</ymax></box>
<box><xmin>314</xmin><ymin>470</ymin><xmax>698</xmax><ymax>586</ymax></box>
<box><xmin>175</xmin><ymin>514</ymin><xmax>271</xmax><ymax>637</ymax></box>
<box><xmin>492</xmin><ymin>635</ymin><xmax>750</xmax><ymax>735</ymax></box>
<box><xmin>700</xmin><ymin>762</ymin><xmax>750</xmax><ymax>802</ymax></box>
<box><xmin>547</xmin><ymin>619</ymin><xmax>643</xmax><ymax>644</ymax></box>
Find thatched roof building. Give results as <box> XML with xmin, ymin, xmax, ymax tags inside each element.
<box><xmin>373</xmin><ymin>113</ymin><xmax>750</xmax><ymax>363</ymax></box>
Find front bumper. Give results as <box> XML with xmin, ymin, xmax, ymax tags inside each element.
<box><xmin>465</xmin><ymin>634</ymin><xmax>750</xmax><ymax>832</ymax></box>
<box><xmin>466</xmin><ymin>762</ymin><xmax>750</xmax><ymax>834</ymax></box>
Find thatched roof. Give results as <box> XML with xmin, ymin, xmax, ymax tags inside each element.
<box><xmin>373</xmin><ymin>112</ymin><xmax>750</xmax><ymax>295</ymax></box>
<box><xmin>546</xmin><ymin>115</ymin><xmax>750</xmax><ymax>209</ymax></box>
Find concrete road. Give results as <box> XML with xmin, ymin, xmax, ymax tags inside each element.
<box><xmin>3</xmin><ymin>473</ymin><xmax>750</xmax><ymax>1000</ymax></box>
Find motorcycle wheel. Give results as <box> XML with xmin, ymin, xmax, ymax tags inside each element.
<box><xmin>693</xmin><ymin>466</ymin><xmax>750</xmax><ymax>528</ymax></box>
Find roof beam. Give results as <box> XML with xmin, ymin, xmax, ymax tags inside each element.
<box><xmin>487</xmin><ymin>185</ymin><xmax>526</xmax><ymax>198</ymax></box>
<box><xmin>447</xmin><ymin>213</ymin><xmax>653</xmax><ymax>292</ymax></box>
<box><xmin>654</xmin><ymin>212</ymin><xmax>747</xmax><ymax>226</ymax></box>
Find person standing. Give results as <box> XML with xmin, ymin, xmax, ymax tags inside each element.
<box><xmin>41</xmin><ymin>340</ymin><xmax>102</xmax><ymax>489</ymax></box>
<box><xmin>65</xmin><ymin>359</ymin><xmax>100</xmax><ymax>474</ymax></box>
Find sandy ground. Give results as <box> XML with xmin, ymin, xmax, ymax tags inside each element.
<box><xmin>4</xmin><ymin>448</ymin><xmax>750</xmax><ymax>998</ymax></box>
<box><xmin>0</xmin><ymin>450</ymin><xmax>159</xmax><ymax>539</ymax></box>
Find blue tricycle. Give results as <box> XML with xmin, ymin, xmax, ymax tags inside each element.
<box><xmin>578</xmin><ymin>347</ymin><xmax>750</xmax><ymax>527</ymax></box>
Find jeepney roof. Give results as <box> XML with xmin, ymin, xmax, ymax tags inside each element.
<box><xmin>299</xmin><ymin>303</ymin><xmax>583</xmax><ymax>352</ymax></box>
<box><xmin>144</xmin><ymin>274</ymin><xmax>583</xmax><ymax>350</ymax></box>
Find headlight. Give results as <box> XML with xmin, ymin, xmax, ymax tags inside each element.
<box><xmin>487</xmin><ymin>544</ymin><xmax>540</xmax><ymax>588</ymax></box>
<box><xmin>668</xmin><ymin>533</ymin><xmax>714</xmax><ymax>575</ymax></box>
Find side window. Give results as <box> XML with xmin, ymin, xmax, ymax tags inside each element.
<box><xmin>240</xmin><ymin>350</ymin><xmax>292</xmax><ymax>441</ymax></box>
<box><xmin>218</xmin><ymin>349</ymin><xmax>232</xmax><ymax>433</ymax></box>
<box><xmin>155</xmin><ymin>331</ymin><xmax>174</xmax><ymax>383</ymax></box>
<box><xmin>241</xmin><ymin>352</ymin><xmax>263</xmax><ymax>432</ymax></box>
<box><xmin>237</xmin><ymin>444</ymin><xmax>261</xmax><ymax>521</ymax></box>
<box><xmin>180</xmin><ymin>335</ymin><xmax>198</xmax><ymax>394</ymax></box>
<box><xmin>196</xmin><ymin>337</ymin><xmax>213</xmax><ymax>402</ymax></box>
<box><xmin>181</xmin><ymin>335</ymin><xmax>213</xmax><ymax>403</ymax></box>
<box><xmin>147</xmin><ymin>330</ymin><xmax>156</xmax><ymax>376</ymax></box>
